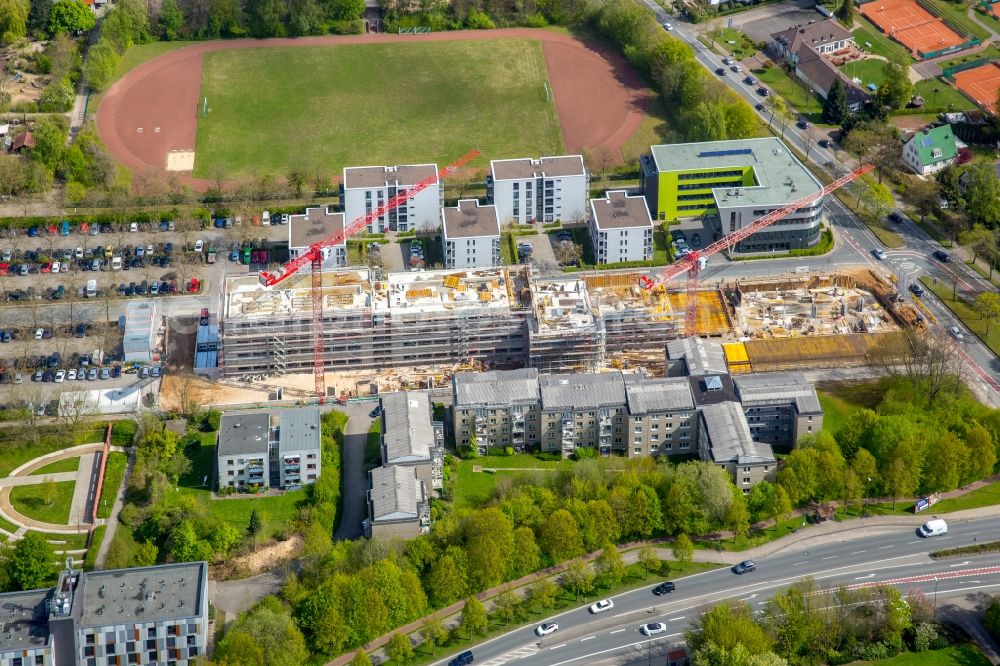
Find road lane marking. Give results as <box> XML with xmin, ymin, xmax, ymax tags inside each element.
<box><xmin>548</xmin><ymin>643</ymin><xmax>566</xmax><ymax>650</ymax></box>
<box><xmin>580</xmin><ymin>636</ymin><xmax>595</xmax><ymax>642</ymax></box>
<box><xmin>610</xmin><ymin>629</ymin><xmax>626</xmax><ymax>634</ymax></box>
<box><xmin>850</xmin><ymin>550</ymin><xmax>866</xmax><ymax>554</ymax></box>
<box><xmin>878</xmin><ymin>545</ymin><xmax>894</xmax><ymax>549</ymax></box>
<box><xmin>855</xmin><ymin>574</ymin><xmax>876</xmax><ymax>580</ymax></box>
<box><xmin>949</xmin><ymin>561</ymin><xmax>971</xmax><ymax>567</ymax></box>
<box><xmin>794</xmin><ymin>562</ymin><xmax>807</xmax><ymax>566</ymax></box>
<box><xmin>668</xmin><ymin>616</ymin><xmax>686</xmax><ymax>621</ymax></box>
<box><xmin>823</xmin><ymin>556</ymin><xmax>836</xmax><ymax>560</ymax></box>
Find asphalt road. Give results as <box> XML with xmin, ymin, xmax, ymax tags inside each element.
<box><xmin>436</xmin><ymin>516</ymin><xmax>1000</xmax><ymax>666</ymax></box>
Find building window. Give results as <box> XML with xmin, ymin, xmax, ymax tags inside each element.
<box><xmin>634</xmin><ymin>447</ymin><xmax>641</xmax><ymax>454</ymax></box>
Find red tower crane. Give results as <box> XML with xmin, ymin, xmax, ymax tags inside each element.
<box><xmin>259</xmin><ymin>149</ymin><xmax>481</xmax><ymax>399</ymax></box>
<box><xmin>640</xmin><ymin>163</ymin><xmax>875</xmax><ymax>337</ymax></box>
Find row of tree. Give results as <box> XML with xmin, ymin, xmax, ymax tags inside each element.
<box><xmin>687</xmin><ymin>579</ymin><xmax>942</xmax><ymax>665</ymax></box>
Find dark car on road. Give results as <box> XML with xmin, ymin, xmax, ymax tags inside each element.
<box><xmin>933</xmin><ymin>250</ymin><xmax>951</xmax><ymax>263</ymax></box>
<box><xmin>370</xmin><ymin>406</ymin><xmax>382</xmax><ymax>418</ymax></box>
<box><xmin>757</xmin><ymin>87</ymin><xmax>769</xmax><ymax>97</ymax></box>
<box><xmin>818</xmin><ymin>139</ymin><xmax>830</xmax><ymax>148</ymax></box>
<box><xmin>889</xmin><ymin>212</ymin><xmax>904</xmax><ymax>224</ymax></box>
<box><xmin>796</xmin><ymin>120</ymin><xmax>809</xmax><ymax>129</ymax></box>
<box><xmin>733</xmin><ymin>560</ymin><xmax>756</xmax><ymax>574</ymax></box>
<box><xmin>910</xmin><ymin>282</ymin><xmax>925</xmax><ymax>297</ymax></box>
<box><xmin>715</xmin><ymin>67</ymin><xmax>726</xmax><ymax>76</ymax></box>
<box><xmin>652</xmin><ymin>581</ymin><xmax>676</xmax><ymax>595</ymax></box>
<box><xmin>449</xmin><ymin>651</ymin><xmax>474</xmax><ymax>666</ymax></box>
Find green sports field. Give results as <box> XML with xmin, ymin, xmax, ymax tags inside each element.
<box><xmin>193</xmin><ymin>40</ymin><xmax>565</xmax><ymax>178</ymax></box>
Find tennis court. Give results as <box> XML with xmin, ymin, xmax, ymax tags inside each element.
<box><xmin>953</xmin><ymin>61</ymin><xmax>1000</xmax><ymax>111</ymax></box>
<box><xmin>860</xmin><ymin>0</ymin><xmax>965</xmax><ymax>57</ymax></box>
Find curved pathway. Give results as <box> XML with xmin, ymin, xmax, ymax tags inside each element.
<box><xmin>95</xmin><ymin>29</ymin><xmax>654</xmax><ymax>190</ymax></box>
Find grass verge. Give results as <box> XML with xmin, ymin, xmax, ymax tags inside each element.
<box><xmin>29</xmin><ymin>457</ymin><xmax>80</xmax><ymax>475</ymax></box>
<box><xmin>848</xmin><ymin>643</ymin><xmax>993</xmax><ymax>665</ymax></box>
<box><xmin>754</xmin><ymin>65</ymin><xmax>824</xmax><ymax>121</ymax></box>
<box><xmin>9</xmin><ymin>480</ymin><xmax>76</xmax><ymax>524</ymax></box>
<box><xmin>921</xmin><ymin>276</ymin><xmax>1000</xmax><ymax>357</ymax></box>
<box><xmin>96</xmin><ymin>452</ymin><xmax>128</xmax><ymax>520</ymax></box>
<box><xmin>84</xmin><ymin>525</ymin><xmax>107</xmax><ymax>570</ymax></box>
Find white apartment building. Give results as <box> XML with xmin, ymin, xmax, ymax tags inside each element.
<box><xmin>342</xmin><ymin>164</ymin><xmax>441</xmax><ymax>233</ymax></box>
<box><xmin>588</xmin><ymin>190</ymin><xmax>654</xmax><ymax>264</ymax></box>
<box><xmin>488</xmin><ymin>155</ymin><xmax>588</xmax><ymax>226</ymax></box>
<box><xmin>288</xmin><ymin>205</ymin><xmax>347</xmax><ymax>268</ymax></box>
<box><xmin>442</xmin><ymin>200</ymin><xmax>501</xmax><ymax>269</ymax></box>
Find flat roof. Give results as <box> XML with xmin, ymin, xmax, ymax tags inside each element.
<box><xmin>443</xmin><ymin>200</ymin><xmax>501</xmax><ymax>239</ymax></box>
<box><xmin>491</xmin><ymin>155</ymin><xmax>586</xmax><ymax>181</ymax></box>
<box><xmin>289</xmin><ymin>206</ymin><xmax>345</xmax><ymax>249</ymax></box>
<box><xmin>540</xmin><ymin>371</ymin><xmax>626</xmax><ymax>411</ymax></box>
<box><xmin>369</xmin><ymin>465</ymin><xmax>424</xmax><ymax>522</ymax></box>
<box><xmin>381</xmin><ymin>391</ymin><xmax>433</xmax><ymax>464</ymax></box>
<box><xmin>591</xmin><ymin>190</ymin><xmax>653</xmax><ymax>230</ymax></box>
<box><xmin>77</xmin><ymin>562</ymin><xmax>207</xmax><ymax>628</ymax></box>
<box><xmin>0</xmin><ymin>589</ymin><xmax>51</xmax><ymax>653</ymax></box>
<box><xmin>700</xmin><ymin>401</ymin><xmax>775</xmax><ymax>465</ymax></box>
<box><xmin>224</xmin><ymin>269</ymin><xmax>373</xmax><ymax>319</ymax></box>
<box><xmin>373</xmin><ymin>268</ymin><xmax>515</xmax><ymax>315</ymax></box>
<box><xmin>649</xmin><ymin>137</ymin><xmax>823</xmax><ymax>208</ymax></box>
<box><xmin>531</xmin><ymin>277</ymin><xmax>600</xmax><ymax>336</ymax></box>
<box><xmin>453</xmin><ymin>369</ymin><xmax>541</xmax><ymax>408</ymax></box>
<box><xmin>277</xmin><ymin>407</ymin><xmax>321</xmax><ymax>453</ymax></box>
<box><xmin>217</xmin><ymin>412</ymin><xmax>270</xmax><ymax>457</ymax></box>
<box><xmin>624</xmin><ymin>375</ymin><xmax>694</xmax><ymax>413</ymax></box>
<box><xmin>343</xmin><ymin>164</ymin><xmax>438</xmax><ymax>190</ymax></box>
<box><xmin>734</xmin><ymin>372</ymin><xmax>822</xmax><ymax>414</ymax></box>
<box><xmin>667</xmin><ymin>337</ymin><xmax>729</xmax><ymax>376</ymax></box>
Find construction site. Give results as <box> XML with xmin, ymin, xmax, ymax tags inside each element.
<box><xmin>208</xmin><ymin>266</ymin><xmax>924</xmax><ymax>399</ymax></box>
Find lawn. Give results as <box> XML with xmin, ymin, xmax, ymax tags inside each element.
<box><xmin>84</xmin><ymin>525</ymin><xmax>107</xmax><ymax>570</ymax></box>
<box><xmin>194</xmin><ymin>40</ymin><xmax>564</xmax><ymax>178</ymax></box>
<box><xmin>853</xmin><ymin>21</ymin><xmax>915</xmax><ymax>63</ymax></box>
<box><xmin>0</xmin><ymin>513</ymin><xmax>19</xmax><ymax>534</ymax></box>
<box><xmin>933</xmin><ymin>480</ymin><xmax>1000</xmax><ymax>512</ymax></box>
<box><xmin>940</xmin><ymin>44</ymin><xmax>1000</xmax><ymax>69</ymax></box>
<box><xmin>0</xmin><ymin>440</ymin><xmax>86</xmax><ymax>478</ymax></box>
<box><xmin>914</xmin><ymin>79</ymin><xmax>977</xmax><ymax>112</ymax></box>
<box><xmin>839</xmin><ymin>59</ymin><xmax>887</xmax><ymax>89</ymax></box>
<box><xmin>620</xmin><ymin>98</ymin><xmax>672</xmax><ymax>162</ymax></box>
<box><xmin>754</xmin><ymin>66</ymin><xmax>824</xmax><ymax>120</ymax></box>
<box><xmin>921</xmin><ymin>277</ymin><xmax>1000</xmax><ymax>357</ymax></box>
<box><xmin>818</xmin><ymin>392</ymin><xmax>856</xmax><ymax>435</ymax></box>
<box><xmin>849</xmin><ymin>643</ymin><xmax>992</xmax><ymax>665</ymax></box>
<box><xmin>453</xmin><ymin>454</ymin><xmax>569</xmax><ymax>510</ymax></box>
<box><xmin>96</xmin><ymin>452</ymin><xmax>127</xmax><ymax>520</ymax></box>
<box><xmin>29</xmin><ymin>457</ymin><xmax>80</xmax><ymax>475</ymax></box>
<box><xmin>710</xmin><ymin>28</ymin><xmax>758</xmax><ymax>59</ymax></box>
<box><xmin>9</xmin><ymin>481</ymin><xmax>76</xmax><ymax>525</ymax></box>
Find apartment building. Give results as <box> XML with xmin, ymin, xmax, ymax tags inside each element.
<box><xmin>0</xmin><ymin>562</ymin><xmax>208</xmax><ymax>666</ymax></box>
<box><xmin>640</xmin><ymin>138</ymin><xmax>826</xmax><ymax>254</ymax></box>
<box><xmin>366</xmin><ymin>464</ymin><xmax>430</xmax><ymax>540</ymax></box>
<box><xmin>452</xmin><ymin>369</ymin><xmax>542</xmax><ymax>454</ymax></box>
<box><xmin>622</xmin><ymin>374</ymin><xmax>698</xmax><ymax>457</ymax></box>
<box><xmin>488</xmin><ymin>155</ymin><xmax>588</xmax><ymax>226</ymax></box>
<box><xmin>380</xmin><ymin>391</ymin><xmax>444</xmax><ymax>491</ymax></box>
<box><xmin>342</xmin><ymin>164</ymin><xmax>441</xmax><ymax>233</ymax></box>
<box><xmin>538</xmin><ymin>372</ymin><xmax>627</xmax><ymax>455</ymax></box>
<box><xmin>734</xmin><ymin>372</ymin><xmax>823</xmax><ymax>444</ymax></box>
<box><xmin>588</xmin><ymin>190</ymin><xmax>654</xmax><ymax>264</ymax></box>
<box><xmin>699</xmin><ymin>401</ymin><xmax>776</xmax><ymax>489</ymax></box>
<box><xmin>288</xmin><ymin>205</ymin><xmax>347</xmax><ymax>268</ymax></box>
<box><xmin>216</xmin><ymin>408</ymin><xmax>321</xmax><ymax>491</ymax></box>
<box><xmin>442</xmin><ymin>200</ymin><xmax>501</xmax><ymax>269</ymax></box>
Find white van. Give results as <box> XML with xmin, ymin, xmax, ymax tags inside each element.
<box><xmin>85</xmin><ymin>279</ymin><xmax>97</xmax><ymax>298</ymax></box>
<box><xmin>111</xmin><ymin>256</ymin><xmax>122</xmax><ymax>271</ymax></box>
<box><xmin>918</xmin><ymin>519</ymin><xmax>947</xmax><ymax>537</ymax></box>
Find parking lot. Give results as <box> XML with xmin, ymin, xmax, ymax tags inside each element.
<box><xmin>515</xmin><ymin>233</ymin><xmax>560</xmax><ymax>272</ymax></box>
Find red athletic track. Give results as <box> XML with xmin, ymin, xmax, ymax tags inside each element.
<box><xmin>95</xmin><ymin>29</ymin><xmax>654</xmax><ymax>191</ymax></box>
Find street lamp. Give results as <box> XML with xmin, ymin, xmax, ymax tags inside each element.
<box><xmin>933</xmin><ymin>576</ymin><xmax>939</xmax><ymax>621</ymax></box>
<box><xmin>864</xmin><ymin>476</ymin><xmax>871</xmax><ymax>517</ymax></box>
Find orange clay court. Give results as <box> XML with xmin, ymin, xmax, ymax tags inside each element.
<box><xmin>953</xmin><ymin>62</ymin><xmax>1000</xmax><ymax>111</ymax></box>
<box><xmin>860</xmin><ymin>0</ymin><xmax>965</xmax><ymax>56</ymax></box>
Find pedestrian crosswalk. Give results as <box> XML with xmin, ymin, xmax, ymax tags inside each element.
<box><xmin>477</xmin><ymin>643</ymin><xmax>540</xmax><ymax>665</ymax></box>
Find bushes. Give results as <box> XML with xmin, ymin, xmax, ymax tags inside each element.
<box><xmin>931</xmin><ymin>540</ymin><xmax>1000</xmax><ymax>559</ymax></box>
<box><xmin>111</xmin><ymin>420</ymin><xmax>138</xmax><ymax>446</ymax></box>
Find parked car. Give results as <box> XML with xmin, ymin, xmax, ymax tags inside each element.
<box><xmin>757</xmin><ymin>87</ymin><xmax>769</xmax><ymax>97</ymax></box>
<box><xmin>100</xmin><ymin>367</ymin><xmax>110</xmax><ymax>380</ymax></box>
<box><xmin>796</xmin><ymin>120</ymin><xmax>809</xmax><ymax>129</ymax></box>
<box><xmin>140</xmin><ymin>366</ymin><xmax>150</xmax><ymax>379</ymax></box>
<box><xmin>733</xmin><ymin>560</ymin><xmax>756</xmax><ymax>574</ymax></box>
<box><xmin>744</xmin><ymin>75</ymin><xmax>755</xmax><ymax>85</ymax></box>
<box><xmin>67</xmin><ymin>368</ymin><xmax>77</xmax><ymax>380</ymax></box>
<box><xmin>889</xmin><ymin>212</ymin><xmax>904</xmax><ymax>224</ymax></box>
<box><xmin>151</xmin><ymin>366</ymin><xmax>162</xmax><ymax>377</ymax></box>
<box><xmin>818</xmin><ymin>139</ymin><xmax>830</xmax><ymax>148</ymax></box>
<box><xmin>87</xmin><ymin>368</ymin><xmax>98</xmax><ymax>381</ymax></box>
<box><xmin>194</xmin><ymin>239</ymin><xmax>205</xmax><ymax>252</ymax></box>
<box><xmin>54</xmin><ymin>369</ymin><xmax>65</xmax><ymax>383</ymax></box>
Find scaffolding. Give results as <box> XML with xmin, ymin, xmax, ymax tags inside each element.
<box><xmin>528</xmin><ymin>277</ymin><xmax>605</xmax><ymax>372</ymax></box>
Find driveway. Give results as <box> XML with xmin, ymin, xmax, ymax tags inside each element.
<box><xmin>517</xmin><ymin>234</ymin><xmax>559</xmax><ymax>274</ymax></box>
<box><xmin>379</xmin><ymin>241</ymin><xmax>405</xmax><ymax>273</ymax></box>
<box><xmin>332</xmin><ymin>402</ymin><xmax>375</xmax><ymax>541</ymax></box>
<box><xmin>732</xmin><ymin>0</ymin><xmax>826</xmax><ymax>45</ymax></box>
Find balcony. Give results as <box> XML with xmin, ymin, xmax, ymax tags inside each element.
<box><xmin>283</xmin><ymin>464</ymin><xmax>301</xmax><ymax>473</ymax></box>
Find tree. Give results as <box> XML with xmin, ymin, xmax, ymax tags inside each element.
<box><xmin>986</xmin><ymin>595</ymin><xmax>1000</xmax><ymax>641</ymax></box>
<box><xmin>28</xmin><ymin>0</ymin><xmax>52</xmax><ymax>34</ymax></box>
<box><xmin>41</xmin><ymin>476</ymin><xmax>57</xmax><ymax>507</ymax></box>
<box><xmin>858</xmin><ymin>175</ymin><xmax>894</xmax><ymax>225</ymax></box>
<box><xmin>561</xmin><ymin>559</ymin><xmax>595</xmax><ymax>600</ymax></box>
<box><xmin>385</xmin><ymin>633</ymin><xmax>414</xmax><ymax>664</ymax></box>
<box><xmin>350</xmin><ymin>651</ymin><xmax>373</xmax><ymax>666</ymax></box>
<box><xmin>459</xmin><ymin>597</ymin><xmax>488</xmax><ymax>637</ymax></box>
<box><xmin>101</xmin><ymin>0</ymin><xmax>150</xmax><ymax>50</ymax></box>
<box><xmin>638</xmin><ymin>544</ymin><xmax>660</xmax><ymax>579</ymax></box>
<box><xmin>553</xmin><ymin>240</ymin><xmax>583</xmax><ymax>267</ymax></box>
<box><xmin>6</xmin><ymin>532</ymin><xmax>54</xmax><ymax>590</ymax></box>
<box><xmin>537</xmin><ymin>508</ymin><xmax>583</xmax><ymax>563</ymax></box>
<box><xmin>492</xmin><ymin>587</ymin><xmax>520</xmax><ymax>626</ymax></box>
<box><xmin>883</xmin><ymin>57</ymin><xmax>914</xmax><ymax>110</ymax></box>
<box><xmin>427</xmin><ymin>554</ymin><xmax>467</xmax><ymax>607</ymax></box>
<box><xmin>766</xmin><ymin>95</ymin><xmax>794</xmax><ymax>138</ymax></box>
<box><xmin>526</xmin><ymin>577</ymin><xmax>558</xmax><ymax>613</ymax></box>
<box><xmin>328</xmin><ymin>0</ymin><xmax>364</xmax><ymax>20</ymax></box>
<box><xmin>159</xmin><ymin>0</ymin><xmax>184</xmax><ymax>39</ymax></box>
<box><xmin>823</xmin><ymin>77</ymin><xmax>850</xmax><ymax>126</ymax></box>
<box><xmin>47</xmin><ymin>0</ymin><xmax>94</xmax><ymax>33</ymax></box>
<box><xmin>247</xmin><ymin>509</ymin><xmax>262</xmax><ymax>542</ymax></box>
<box><xmin>419</xmin><ymin>616</ymin><xmax>447</xmax><ymax>654</ymax></box>
<box><xmin>871</xmin><ymin>328</ymin><xmax>963</xmax><ymax>403</ymax></box>
<box><xmin>215</xmin><ymin>597</ymin><xmax>308</xmax><ymax>666</ymax></box>
<box><xmin>170</xmin><ymin>520</ymin><xmax>213</xmax><ymax>562</ymax></box>
<box><xmin>84</xmin><ymin>39</ymin><xmax>121</xmax><ymax>92</ymax></box>
<box><xmin>974</xmin><ymin>292</ymin><xmax>1000</xmax><ymax>334</ymax></box>
<box><xmin>768</xmin><ymin>485</ymin><xmax>792</xmax><ymax>529</ymax></box>
<box><xmin>595</xmin><ymin>542</ymin><xmax>625</xmax><ymax>588</ymax></box>
<box><xmin>836</xmin><ymin>0</ymin><xmax>854</xmax><ymax>25</ymax></box>
<box><xmin>727</xmin><ymin>491</ymin><xmax>751</xmax><ymax>542</ymax></box>
<box><xmin>960</xmin><ymin>224</ymin><xmax>997</xmax><ymax>265</ymax></box>
<box><xmin>672</xmin><ymin>533</ymin><xmax>694</xmax><ymax>570</ymax></box>
<box><xmin>908</xmin><ymin>177</ymin><xmax>940</xmax><ymax>224</ymax></box>
<box><xmin>964</xmin><ymin>161</ymin><xmax>1000</xmax><ymax>228</ymax></box>
<box><xmin>687</xmin><ymin>601</ymin><xmax>774</xmax><ymax>656</ymax></box>
<box><xmin>843</xmin><ymin>121</ymin><xmax>902</xmax><ymax>182</ymax></box>
<box><xmin>0</xmin><ymin>0</ymin><xmax>29</xmax><ymax>44</ymax></box>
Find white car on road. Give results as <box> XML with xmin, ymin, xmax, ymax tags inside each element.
<box><xmin>589</xmin><ymin>599</ymin><xmax>614</xmax><ymax>614</ymax></box>
<box><xmin>872</xmin><ymin>248</ymin><xmax>887</xmax><ymax>260</ymax></box>
<box><xmin>949</xmin><ymin>326</ymin><xmax>965</xmax><ymax>342</ymax></box>
<box><xmin>640</xmin><ymin>623</ymin><xmax>667</xmax><ymax>636</ymax></box>
<box><xmin>535</xmin><ymin>622</ymin><xmax>558</xmax><ymax>637</ymax></box>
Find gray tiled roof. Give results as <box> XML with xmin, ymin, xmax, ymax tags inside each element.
<box><xmin>491</xmin><ymin>155</ymin><xmax>585</xmax><ymax>181</ymax></box>
<box><xmin>443</xmin><ymin>200</ymin><xmax>501</xmax><ymax>239</ymax></box>
<box><xmin>369</xmin><ymin>465</ymin><xmax>424</xmax><ymax>522</ymax></box>
<box><xmin>590</xmin><ymin>190</ymin><xmax>653</xmax><ymax>230</ymax></box>
<box><xmin>700</xmin><ymin>402</ymin><xmax>775</xmax><ymax>464</ymax></box>
<box><xmin>624</xmin><ymin>375</ymin><xmax>694</xmax><ymax>414</ymax></box>
<box><xmin>289</xmin><ymin>206</ymin><xmax>345</xmax><ymax>250</ymax></box>
<box><xmin>454</xmin><ymin>369</ymin><xmax>541</xmax><ymax>408</ymax></box>
<box><xmin>277</xmin><ymin>407</ymin><xmax>321</xmax><ymax>454</ymax></box>
<box><xmin>217</xmin><ymin>412</ymin><xmax>270</xmax><ymax>456</ymax></box>
<box><xmin>78</xmin><ymin>563</ymin><xmax>207</xmax><ymax>628</ymax></box>
<box><xmin>343</xmin><ymin>164</ymin><xmax>438</xmax><ymax>189</ymax></box>
<box><xmin>381</xmin><ymin>391</ymin><xmax>433</xmax><ymax>464</ymax></box>
<box><xmin>540</xmin><ymin>371</ymin><xmax>626</xmax><ymax>411</ymax></box>
<box><xmin>666</xmin><ymin>338</ymin><xmax>729</xmax><ymax>376</ymax></box>
<box><xmin>734</xmin><ymin>372</ymin><xmax>822</xmax><ymax>414</ymax></box>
